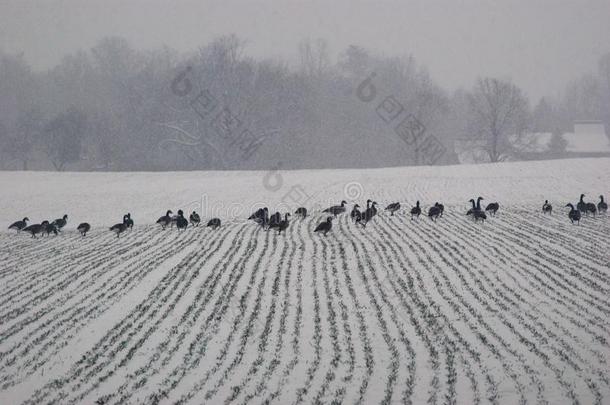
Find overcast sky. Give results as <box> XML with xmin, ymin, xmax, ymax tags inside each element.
<box><xmin>1</xmin><ymin>0</ymin><xmax>609</xmax><ymax>101</ymax></box>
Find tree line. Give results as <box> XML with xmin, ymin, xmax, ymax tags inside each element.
<box><xmin>1</xmin><ymin>35</ymin><xmax>609</xmax><ymax>171</ymax></box>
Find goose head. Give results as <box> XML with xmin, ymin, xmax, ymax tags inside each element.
<box><xmin>23</xmin><ymin>217</ymin><xmax>29</xmax><ymax>223</ymax></box>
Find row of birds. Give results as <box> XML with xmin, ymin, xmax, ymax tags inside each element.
<box><xmin>7</xmin><ymin>210</ymin><xmax>221</xmax><ymax>238</ymax></box>
<box><xmin>560</xmin><ymin>194</ymin><xmax>607</xmax><ymax>224</ymax></box>
<box><xmin>247</xmin><ymin>199</ymin><xmax>449</xmax><ymax>236</ymax></box>
<box><xmin>7</xmin><ymin>194</ymin><xmax>607</xmax><ymax>237</ymax></box>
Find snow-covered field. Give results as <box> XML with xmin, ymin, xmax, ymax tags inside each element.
<box><xmin>1</xmin><ymin>158</ymin><xmax>609</xmax><ymax>404</ymax></box>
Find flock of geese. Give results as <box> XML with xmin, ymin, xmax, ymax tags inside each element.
<box><xmin>6</xmin><ymin>194</ymin><xmax>607</xmax><ymax>238</ymax></box>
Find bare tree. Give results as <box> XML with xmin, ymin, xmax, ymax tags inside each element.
<box><xmin>466</xmin><ymin>77</ymin><xmax>530</xmax><ymax>162</ymax></box>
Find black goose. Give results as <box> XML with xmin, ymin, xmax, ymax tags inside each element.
<box><xmin>542</xmin><ymin>200</ymin><xmax>552</xmax><ymax>215</ymax></box>
<box><xmin>156</xmin><ymin>210</ymin><xmax>173</xmax><ymax>229</ymax></box>
<box><xmin>124</xmin><ymin>213</ymin><xmax>134</xmax><ymax>229</ymax></box>
<box><xmin>359</xmin><ymin>201</ymin><xmax>378</xmax><ymax>227</ymax></box>
<box><xmin>44</xmin><ymin>222</ymin><xmax>59</xmax><ymax>236</ymax></box>
<box><xmin>23</xmin><ymin>221</ymin><xmax>49</xmax><ymax>238</ymax></box>
<box><xmin>295</xmin><ymin>207</ymin><xmax>308</xmax><ymax>218</ymax></box>
<box><xmin>52</xmin><ymin>214</ymin><xmax>68</xmax><ymax>231</ymax></box>
<box><xmin>577</xmin><ymin>194</ymin><xmax>586</xmax><ymax>213</ymax></box>
<box><xmin>277</xmin><ymin>213</ymin><xmax>291</xmax><ymax>235</ymax></box>
<box><xmin>585</xmin><ymin>202</ymin><xmax>597</xmax><ymax>216</ymax></box>
<box><xmin>176</xmin><ymin>210</ymin><xmax>189</xmax><ymax>230</ymax></box>
<box><xmin>435</xmin><ymin>202</ymin><xmax>444</xmax><ymax>217</ymax></box>
<box><xmin>8</xmin><ymin>217</ymin><xmax>29</xmax><ymax>232</ymax></box>
<box><xmin>485</xmin><ymin>202</ymin><xmax>499</xmax><ymax>216</ymax></box>
<box><xmin>110</xmin><ymin>217</ymin><xmax>128</xmax><ymax>238</ymax></box>
<box><xmin>410</xmin><ymin>201</ymin><xmax>421</xmax><ymax>220</ymax></box>
<box><xmin>566</xmin><ymin>203</ymin><xmax>581</xmax><ymax>225</ymax></box>
<box><xmin>473</xmin><ymin>210</ymin><xmax>487</xmax><ymax>223</ymax></box>
<box><xmin>267</xmin><ymin>212</ymin><xmax>282</xmax><ymax>230</ymax></box>
<box><xmin>314</xmin><ymin>216</ymin><xmax>333</xmax><ymax>236</ymax></box>
<box><xmin>207</xmin><ymin>218</ymin><xmax>221</xmax><ymax>229</ymax></box>
<box><xmin>189</xmin><ymin>211</ymin><xmax>201</xmax><ymax>227</ymax></box>
<box><xmin>350</xmin><ymin>204</ymin><xmax>362</xmax><ymax>222</ymax></box>
<box><xmin>385</xmin><ymin>202</ymin><xmax>401</xmax><ymax>216</ymax></box>
<box><xmin>77</xmin><ymin>222</ymin><xmax>91</xmax><ymax>236</ymax></box>
<box><xmin>598</xmin><ymin>195</ymin><xmax>608</xmax><ymax>213</ymax></box>
<box><xmin>466</xmin><ymin>199</ymin><xmax>476</xmax><ymax>216</ymax></box>
<box><xmin>248</xmin><ymin>208</ymin><xmax>265</xmax><ymax>221</ymax></box>
<box><xmin>252</xmin><ymin>208</ymin><xmax>269</xmax><ymax>226</ymax></box>
<box><xmin>428</xmin><ymin>204</ymin><xmax>441</xmax><ymax>221</ymax></box>
<box><xmin>323</xmin><ymin>200</ymin><xmax>348</xmax><ymax>217</ymax></box>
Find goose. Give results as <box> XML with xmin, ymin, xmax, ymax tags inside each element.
<box><xmin>566</xmin><ymin>203</ymin><xmax>581</xmax><ymax>225</ymax></box>
<box><xmin>410</xmin><ymin>201</ymin><xmax>421</xmax><ymax>220</ymax></box>
<box><xmin>585</xmin><ymin>202</ymin><xmax>597</xmax><ymax>216</ymax></box>
<box><xmin>267</xmin><ymin>212</ymin><xmax>282</xmax><ymax>230</ymax></box>
<box><xmin>189</xmin><ymin>211</ymin><xmax>201</xmax><ymax>227</ymax></box>
<box><xmin>473</xmin><ymin>210</ymin><xmax>487</xmax><ymax>223</ymax></box>
<box><xmin>156</xmin><ymin>210</ymin><xmax>173</xmax><ymax>229</ymax></box>
<box><xmin>295</xmin><ymin>207</ymin><xmax>308</xmax><ymax>218</ymax></box>
<box><xmin>577</xmin><ymin>194</ymin><xmax>586</xmax><ymax>213</ymax></box>
<box><xmin>428</xmin><ymin>204</ymin><xmax>441</xmax><ymax>221</ymax></box>
<box><xmin>249</xmin><ymin>207</ymin><xmax>266</xmax><ymax>221</ymax></box>
<box><xmin>385</xmin><ymin>202</ymin><xmax>400</xmax><ymax>216</ymax></box>
<box><xmin>359</xmin><ymin>202</ymin><xmax>378</xmax><ymax>227</ymax></box>
<box><xmin>371</xmin><ymin>201</ymin><xmax>379</xmax><ymax>217</ymax></box>
<box><xmin>435</xmin><ymin>202</ymin><xmax>445</xmax><ymax>217</ymax></box>
<box><xmin>466</xmin><ymin>199</ymin><xmax>476</xmax><ymax>216</ymax></box>
<box><xmin>323</xmin><ymin>200</ymin><xmax>348</xmax><ymax>217</ymax></box>
<box><xmin>44</xmin><ymin>222</ymin><xmax>59</xmax><ymax>236</ymax></box>
<box><xmin>277</xmin><ymin>213</ymin><xmax>291</xmax><ymax>235</ymax></box>
<box><xmin>314</xmin><ymin>216</ymin><xmax>333</xmax><ymax>236</ymax></box>
<box><xmin>124</xmin><ymin>213</ymin><xmax>134</xmax><ymax>229</ymax></box>
<box><xmin>542</xmin><ymin>200</ymin><xmax>552</xmax><ymax>215</ymax></box>
<box><xmin>77</xmin><ymin>222</ymin><xmax>91</xmax><ymax>236</ymax></box>
<box><xmin>350</xmin><ymin>204</ymin><xmax>362</xmax><ymax>222</ymax></box>
<box><xmin>52</xmin><ymin>214</ymin><xmax>68</xmax><ymax>231</ymax></box>
<box><xmin>8</xmin><ymin>217</ymin><xmax>29</xmax><ymax>232</ymax></box>
<box><xmin>476</xmin><ymin>197</ymin><xmax>483</xmax><ymax>211</ymax></box>
<box><xmin>252</xmin><ymin>208</ymin><xmax>269</xmax><ymax>226</ymax></box>
<box><xmin>598</xmin><ymin>195</ymin><xmax>608</xmax><ymax>213</ymax></box>
<box><xmin>23</xmin><ymin>221</ymin><xmax>49</xmax><ymax>238</ymax></box>
<box><xmin>110</xmin><ymin>217</ymin><xmax>128</xmax><ymax>238</ymax></box>
<box><xmin>176</xmin><ymin>210</ymin><xmax>189</xmax><ymax>230</ymax></box>
<box><xmin>485</xmin><ymin>202</ymin><xmax>499</xmax><ymax>216</ymax></box>
<box><xmin>207</xmin><ymin>218</ymin><xmax>221</xmax><ymax>229</ymax></box>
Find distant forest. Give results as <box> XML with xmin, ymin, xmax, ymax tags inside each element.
<box><xmin>1</xmin><ymin>35</ymin><xmax>609</xmax><ymax>171</ymax></box>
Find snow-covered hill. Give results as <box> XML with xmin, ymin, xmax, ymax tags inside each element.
<box><xmin>0</xmin><ymin>158</ymin><xmax>609</xmax><ymax>404</ymax></box>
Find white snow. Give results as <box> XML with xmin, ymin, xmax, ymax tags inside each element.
<box><xmin>0</xmin><ymin>157</ymin><xmax>609</xmax><ymax>404</ymax></box>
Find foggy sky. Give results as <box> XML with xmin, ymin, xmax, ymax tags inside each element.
<box><xmin>1</xmin><ymin>0</ymin><xmax>609</xmax><ymax>101</ymax></box>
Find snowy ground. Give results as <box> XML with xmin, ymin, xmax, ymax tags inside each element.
<box><xmin>0</xmin><ymin>158</ymin><xmax>609</xmax><ymax>404</ymax></box>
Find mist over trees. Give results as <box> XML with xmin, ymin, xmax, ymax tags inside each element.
<box><xmin>0</xmin><ymin>35</ymin><xmax>608</xmax><ymax>171</ymax></box>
